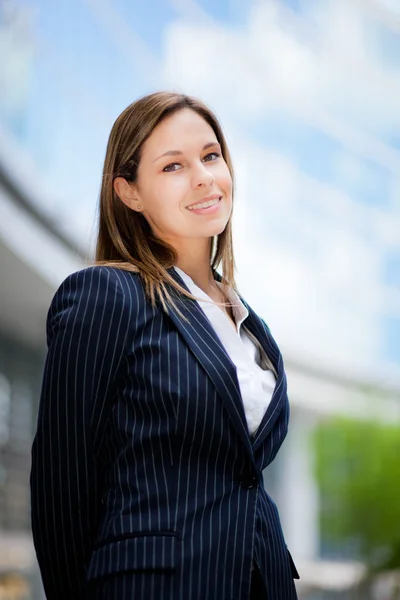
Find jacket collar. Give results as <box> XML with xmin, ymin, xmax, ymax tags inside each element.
<box><xmin>165</xmin><ymin>268</ymin><xmax>287</xmax><ymax>458</ymax></box>
<box><xmin>239</xmin><ymin>299</ymin><xmax>288</xmax><ymax>454</ymax></box>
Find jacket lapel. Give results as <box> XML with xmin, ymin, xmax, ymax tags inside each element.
<box><xmin>165</xmin><ymin>269</ymin><xmax>255</xmax><ymax>463</ymax></box>
<box><xmin>241</xmin><ymin>301</ymin><xmax>289</xmax><ymax>454</ymax></box>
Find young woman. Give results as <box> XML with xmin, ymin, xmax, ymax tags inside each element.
<box><xmin>30</xmin><ymin>91</ymin><xmax>299</xmax><ymax>600</ymax></box>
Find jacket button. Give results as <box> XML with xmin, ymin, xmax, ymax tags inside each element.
<box><xmin>239</xmin><ymin>474</ymin><xmax>258</xmax><ymax>489</ymax></box>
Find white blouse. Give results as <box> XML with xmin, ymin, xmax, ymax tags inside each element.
<box><xmin>174</xmin><ymin>267</ymin><xmax>276</xmax><ymax>436</ymax></box>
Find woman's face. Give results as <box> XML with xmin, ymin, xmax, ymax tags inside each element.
<box><xmin>118</xmin><ymin>108</ymin><xmax>233</xmax><ymax>249</ymax></box>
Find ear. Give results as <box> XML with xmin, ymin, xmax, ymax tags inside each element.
<box><xmin>113</xmin><ymin>177</ymin><xmax>142</xmax><ymax>211</ymax></box>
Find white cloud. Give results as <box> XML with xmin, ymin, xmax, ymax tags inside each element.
<box><xmin>166</xmin><ymin>0</ymin><xmax>400</xmax><ymax>144</ymax></box>
<box><xmin>247</xmin><ymin>0</ymin><xmax>400</xmax><ymax>139</ymax></box>
<box><xmin>376</xmin><ymin>0</ymin><xmax>400</xmax><ymax>14</ymax></box>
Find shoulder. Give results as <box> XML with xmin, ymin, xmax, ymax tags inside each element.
<box><xmin>47</xmin><ymin>266</ymin><xmax>146</xmax><ymax>331</ymax></box>
<box><xmin>53</xmin><ymin>265</ymin><xmax>144</xmax><ymax>303</ymax></box>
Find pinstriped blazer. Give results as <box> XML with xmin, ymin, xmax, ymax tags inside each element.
<box><xmin>30</xmin><ymin>266</ymin><xmax>299</xmax><ymax>600</ymax></box>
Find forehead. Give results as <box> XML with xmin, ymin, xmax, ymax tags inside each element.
<box><xmin>142</xmin><ymin>109</ymin><xmax>218</xmax><ymax>158</ymax></box>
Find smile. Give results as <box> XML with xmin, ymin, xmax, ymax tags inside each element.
<box><xmin>186</xmin><ymin>196</ymin><xmax>222</xmax><ymax>211</ymax></box>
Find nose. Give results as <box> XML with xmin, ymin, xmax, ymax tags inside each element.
<box><xmin>192</xmin><ymin>161</ymin><xmax>215</xmax><ymax>189</ymax></box>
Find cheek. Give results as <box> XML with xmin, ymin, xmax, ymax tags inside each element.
<box><xmin>145</xmin><ymin>184</ymin><xmax>187</xmax><ymax>228</ymax></box>
<box><xmin>221</xmin><ymin>175</ymin><xmax>233</xmax><ymax>203</ymax></box>
<box><xmin>217</xmin><ymin>165</ymin><xmax>232</xmax><ymax>194</ymax></box>
<box><xmin>145</xmin><ymin>182</ymin><xmax>178</xmax><ymax>212</ymax></box>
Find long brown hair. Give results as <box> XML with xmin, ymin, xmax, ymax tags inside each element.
<box><xmin>95</xmin><ymin>91</ymin><xmax>236</xmax><ymax>310</ymax></box>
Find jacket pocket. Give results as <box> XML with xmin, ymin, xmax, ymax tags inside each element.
<box><xmin>287</xmin><ymin>548</ymin><xmax>300</xmax><ymax>579</ymax></box>
<box><xmin>86</xmin><ymin>532</ymin><xmax>178</xmax><ymax>581</ymax></box>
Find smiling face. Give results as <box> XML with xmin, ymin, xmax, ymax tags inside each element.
<box><xmin>114</xmin><ymin>108</ymin><xmax>233</xmax><ymax>257</ymax></box>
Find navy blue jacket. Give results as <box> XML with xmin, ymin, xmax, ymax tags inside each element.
<box><xmin>30</xmin><ymin>266</ymin><xmax>299</xmax><ymax>600</ymax></box>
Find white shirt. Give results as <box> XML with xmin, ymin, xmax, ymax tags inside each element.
<box><xmin>174</xmin><ymin>267</ymin><xmax>276</xmax><ymax>436</ymax></box>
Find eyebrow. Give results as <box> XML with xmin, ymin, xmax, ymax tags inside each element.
<box><xmin>153</xmin><ymin>141</ymin><xmax>221</xmax><ymax>162</ymax></box>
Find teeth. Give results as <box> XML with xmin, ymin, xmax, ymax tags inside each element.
<box><xmin>187</xmin><ymin>198</ymin><xmax>220</xmax><ymax>210</ymax></box>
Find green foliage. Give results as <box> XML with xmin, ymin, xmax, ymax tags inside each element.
<box><xmin>313</xmin><ymin>416</ymin><xmax>400</xmax><ymax>571</ymax></box>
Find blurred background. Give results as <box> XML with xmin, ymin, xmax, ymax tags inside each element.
<box><xmin>1</xmin><ymin>0</ymin><xmax>400</xmax><ymax>598</ymax></box>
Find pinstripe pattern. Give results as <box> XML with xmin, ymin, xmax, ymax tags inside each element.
<box><xmin>30</xmin><ymin>266</ymin><xmax>298</xmax><ymax>600</ymax></box>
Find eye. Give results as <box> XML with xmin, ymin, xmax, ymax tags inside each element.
<box><xmin>163</xmin><ymin>162</ymin><xmax>182</xmax><ymax>173</ymax></box>
<box><xmin>203</xmin><ymin>152</ymin><xmax>220</xmax><ymax>162</ymax></box>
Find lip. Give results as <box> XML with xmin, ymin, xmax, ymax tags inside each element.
<box><xmin>186</xmin><ymin>194</ymin><xmax>222</xmax><ymax>209</ymax></box>
<box><xmin>186</xmin><ymin>197</ymin><xmax>222</xmax><ymax>216</ymax></box>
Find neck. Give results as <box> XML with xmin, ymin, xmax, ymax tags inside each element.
<box><xmin>174</xmin><ymin>239</ymin><xmax>216</xmax><ymax>294</ymax></box>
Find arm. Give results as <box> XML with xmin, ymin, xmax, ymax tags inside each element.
<box><xmin>30</xmin><ymin>267</ymin><xmax>133</xmax><ymax>599</ymax></box>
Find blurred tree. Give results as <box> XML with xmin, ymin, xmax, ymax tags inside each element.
<box><xmin>313</xmin><ymin>416</ymin><xmax>400</xmax><ymax>573</ymax></box>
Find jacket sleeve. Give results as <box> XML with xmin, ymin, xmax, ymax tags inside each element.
<box><xmin>30</xmin><ymin>267</ymin><xmax>133</xmax><ymax>599</ymax></box>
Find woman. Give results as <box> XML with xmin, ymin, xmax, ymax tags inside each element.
<box><xmin>30</xmin><ymin>91</ymin><xmax>299</xmax><ymax>600</ymax></box>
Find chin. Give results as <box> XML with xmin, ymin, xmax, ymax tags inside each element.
<box><xmin>185</xmin><ymin>215</ymin><xmax>230</xmax><ymax>239</ymax></box>
<box><xmin>212</xmin><ymin>218</ymin><xmax>230</xmax><ymax>237</ymax></box>
<box><xmin>198</xmin><ymin>225</ymin><xmax>226</xmax><ymax>240</ymax></box>
<box><xmin>204</xmin><ymin>213</ymin><xmax>230</xmax><ymax>235</ymax></box>
<box><xmin>214</xmin><ymin>224</ymin><xmax>229</xmax><ymax>237</ymax></box>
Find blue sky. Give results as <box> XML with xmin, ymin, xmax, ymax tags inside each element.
<box><xmin>2</xmin><ymin>0</ymin><xmax>400</xmax><ymax>383</ymax></box>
